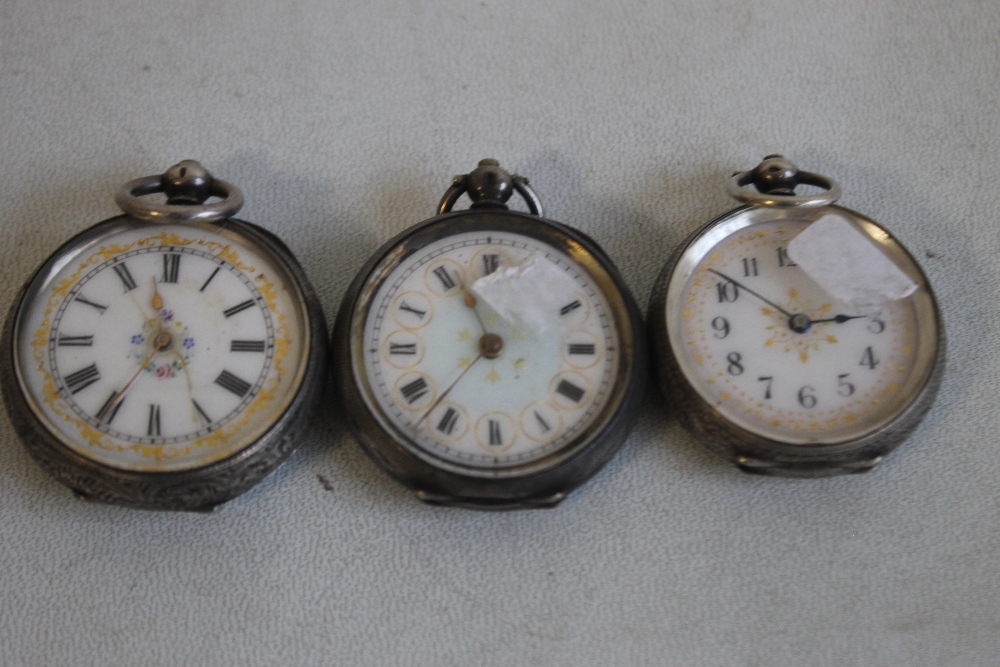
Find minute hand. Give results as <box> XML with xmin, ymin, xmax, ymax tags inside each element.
<box><xmin>707</xmin><ymin>269</ymin><xmax>793</xmax><ymax>317</ymax></box>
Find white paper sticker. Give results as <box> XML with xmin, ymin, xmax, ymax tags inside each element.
<box><xmin>470</xmin><ymin>253</ymin><xmax>581</xmax><ymax>335</ymax></box>
<box><xmin>787</xmin><ymin>213</ymin><xmax>918</xmax><ymax>307</ymax></box>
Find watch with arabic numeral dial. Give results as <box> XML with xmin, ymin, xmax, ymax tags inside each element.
<box><xmin>648</xmin><ymin>155</ymin><xmax>944</xmax><ymax>477</ymax></box>
<box><xmin>332</xmin><ymin>159</ymin><xmax>647</xmax><ymax>509</ymax></box>
<box><xmin>1</xmin><ymin>161</ymin><xmax>328</xmax><ymax>510</ymax></box>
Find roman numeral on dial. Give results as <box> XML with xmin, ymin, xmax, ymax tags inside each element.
<box><xmin>223</xmin><ymin>300</ymin><xmax>255</xmax><ymax>318</ymax></box>
<box><xmin>74</xmin><ymin>296</ymin><xmax>108</xmax><ymax>314</ymax></box>
<box><xmin>437</xmin><ymin>407</ymin><xmax>459</xmax><ymax>435</ymax></box>
<box><xmin>58</xmin><ymin>335</ymin><xmax>94</xmax><ymax>347</ymax></box>
<box><xmin>534</xmin><ymin>411</ymin><xmax>552</xmax><ymax>433</ymax></box>
<box><xmin>162</xmin><ymin>253</ymin><xmax>181</xmax><ymax>283</ymax></box>
<box><xmin>200</xmin><ymin>267</ymin><xmax>220</xmax><ymax>292</ymax></box>
<box><xmin>230</xmin><ymin>340</ymin><xmax>266</xmax><ymax>353</ymax></box>
<box><xmin>568</xmin><ymin>343</ymin><xmax>595</xmax><ymax>355</ymax></box>
<box><xmin>192</xmin><ymin>399</ymin><xmax>212</xmax><ymax>429</ymax></box>
<box><xmin>63</xmin><ymin>363</ymin><xmax>100</xmax><ymax>394</ymax></box>
<box><xmin>398</xmin><ymin>301</ymin><xmax>426</xmax><ymax>319</ymax></box>
<box><xmin>214</xmin><ymin>370</ymin><xmax>253</xmax><ymax>397</ymax></box>
<box><xmin>555</xmin><ymin>379</ymin><xmax>585</xmax><ymax>403</ymax></box>
<box><xmin>112</xmin><ymin>263</ymin><xmax>137</xmax><ymax>292</ymax></box>
<box><xmin>482</xmin><ymin>254</ymin><xmax>500</xmax><ymax>275</ymax></box>
<box><xmin>389</xmin><ymin>342</ymin><xmax>417</xmax><ymax>355</ymax></box>
<box><xmin>96</xmin><ymin>391</ymin><xmax>124</xmax><ymax>424</ymax></box>
<box><xmin>432</xmin><ymin>266</ymin><xmax>456</xmax><ymax>290</ymax></box>
<box><xmin>147</xmin><ymin>404</ymin><xmax>161</xmax><ymax>436</ymax></box>
<box><xmin>488</xmin><ymin>419</ymin><xmax>502</xmax><ymax>446</ymax></box>
<box><xmin>560</xmin><ymin>300</ymin><xmax>582</xmax><ymax>316</ymax></box>
<box><xmin>399</xmin><ymin>377</ymin><xmax>429</xmax><ymax>404</ymax></box>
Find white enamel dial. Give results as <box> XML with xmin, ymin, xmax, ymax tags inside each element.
<box><xmin>14</xmin><ymin>221</ymin><xmax>309</xmax><ymax>472</ymax></box>
<box><xmin>358</xmin><ymin>230</ymin><xmax>621</xmax><ymax>468</ymax></box>
<box><xmin>668</xmin><ymin>216</ymin><xmax>936</xmax><ymax>444</ymax></box>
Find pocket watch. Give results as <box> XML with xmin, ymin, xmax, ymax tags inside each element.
<box><xmin>1</xmin><ymin>161</ymin><xmax>328</xmax><ymax>510</ymax></box>
<box><xmin>648</xmin><ymin>155</ymin><xmax>944</xmax><ymax>477</ymax></box>
<box><xmin>332</xmin><ymin>159</ymin><xmax>647</xmax><ymax>509</ymax></box>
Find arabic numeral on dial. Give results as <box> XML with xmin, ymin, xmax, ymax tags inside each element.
<box><xmin>867</xmin><ymin>313</ymin><xmax>885</xmax><ymax>334</ymax></box>
<box><xmin>758</xmin><ymin>376</ymin><xmax>773</xmax><ymax>399</ymax></box>
<box><xmin>742</xmin><ymin>257</ymin><xmax>758</xmax><ymax>277</ymax></box>
<box><xmin>777</xmin><ymin>246</ymin><xmax>797</xmax><ymax>267</ymax></box>
<box><xmin>837</xmin><ymin>373</ymin><xmax>855</xmax><ymax>397</ymax></box>
<box><xmin>716</xmin><ymin>281</ymin><xmax>739</xmax><ymax>303</ymax></box>
<box><xmin>860</xmin><ymin>346</ymin><xmax>879</xmax><ymax>370</ymax></box>
<box><xmin>711</xmin><ymin>316</ymin><xmax>730</xmax><ymax>339</ymax></box>
<box><xmin>726</xmin><ymin>352</ymin><xmax>743</xmax><ymax>376</ymax></box>
<box><xmin>798</xmin><ymin>386</ymin><xmax>817</xmax><ymax>409</ymax></box>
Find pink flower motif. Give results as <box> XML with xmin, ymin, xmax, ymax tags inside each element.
<box><xmin>155</xmin><ymin>364</ymin><xmax>173</xmax><ymax>379</ymax></box>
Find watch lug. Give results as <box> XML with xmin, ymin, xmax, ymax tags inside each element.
<box><xmin>72</xmin><ymin>489</ymin><xmax>97</xmax><ymax>503</ymax></box>
<box><xmin>414</xmin><ymin>489</ymin><xmax>566</xmax><ymax>510</ymax></box>
<box><xmin>735</xmin><ymin>455</ymin><xmax>883</xmax><ymax>477</ymax></box>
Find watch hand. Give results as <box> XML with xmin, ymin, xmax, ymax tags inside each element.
<box><xmin>810</xmin><ymin>314</ymin><xmax>866</xmax><ymax>325</ymax></box>
<box><xmin>416</xmin><ymin>352</ymin><xmax>484</xmax><ymax>426</ymax></box>
<box><xmin>707</xmin><ymin>269</ymin><xmax>793</xmax><ymax>317</ymax></box>
<box><xmin>96</xmin><ymin>331</ymin><xmax>171</xmax><ymax>421</ymax></box>
<box><xmin>151</xmin><ymin>277</ymin><xmax>165</xmax><ymax>331</ymax></box>
<box><xmin>169</xmin><ymin>348</ymin><xmax>199</xmax><ymax>424</ymax></box>
<box><xmin>460</xmin><ymin>280</ymin><xmax>488</xmax><ymax>335</ymax></box>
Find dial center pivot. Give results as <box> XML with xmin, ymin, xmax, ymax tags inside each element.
<box><xmin>153</xmin><ymin>330</ymin><xmax>173</xmax><ymax>351</ymax></box>
<box><xmin>478</xmin><ymin>332</ymin><xmax>504</xmax><ymax>359</ymax></box>
<box><xmin>788</xmin><ymin>313</ymin><xmax>811</xmax><ymax>334</ymax></box>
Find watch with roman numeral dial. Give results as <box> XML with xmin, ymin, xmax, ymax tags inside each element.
<box><xmin>648</xmin><ymin>156</ymin><xmax>944</xmax><ymax>476</ymax></box>
<box><xmin>1</xmin><ymin>161</ymin><xmax>328</xmax><ymax>510</ymax></box>
<box><xmin>333</xmin><ymin>159</ymin><xmax>647</xmax><ymax>509</ymax></box>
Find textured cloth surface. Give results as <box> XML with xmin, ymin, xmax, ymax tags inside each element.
<box><xmin>1</xmin><ymin>1</ymin><xmax>998</xmax><ymax>665</ymax></box>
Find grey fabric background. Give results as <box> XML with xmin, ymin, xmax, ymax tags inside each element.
<box><xmin>1</xmin><ymin>1</ymin><xmax>998</xmax><ymax>665</ymax></box>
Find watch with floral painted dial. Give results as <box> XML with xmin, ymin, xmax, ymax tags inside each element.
<box><xmin>332</xmin><ymin>159</ymin><xmax>647</xmax><ymax>508</ymax></box>
<box><xmin>1</xmin><ymin>161</ymin><xmax>328</xmax><ymax>510</ymax></box>
<box><xmin>648</xmin><ymin>155</ymin><xmax>944</xmax><ymax>476</ymax></box>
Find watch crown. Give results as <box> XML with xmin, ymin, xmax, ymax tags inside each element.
<box><xmin>751</xmin><ymin>155</ymin><xmax>800</xmax><ymax>195</ymax></box>
<box><xmin>465</xmin><ymin>159</ymin><xmax>515</xmax><ymax>209</ymax></box>
<box><xmin>161</xmin><ymin>160</ymin><xmax>214</xmax><ymax>205</ymax></box>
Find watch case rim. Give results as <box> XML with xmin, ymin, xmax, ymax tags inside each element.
<box><xmin>648</xmin><ymin>203</ymin><xmax>945</xmax><ymax>477</ymax></box>
<box><xmin>332</xmin><ymin>208</ymin><xmax>648</xmax><ymax>507</ymax></box>
<box><xmin>1</xmin><ymin>215</ymin><xmax>329</xmax><ymax>511</ymax></box>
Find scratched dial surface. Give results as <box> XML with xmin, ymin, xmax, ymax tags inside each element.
<box><xmin>359</xmin><ymin>230</ymin><xmax>621</xmax><ymax>468</ymax></box>
<box><xmin>14</xmin><ymin>221</ymin><xmax>309</xmax><ymax>472</ymax></box>
<box><xmin>668</xmin><ymin>217</ymin><xmax>929</xmax><ymax>444</ymax></box>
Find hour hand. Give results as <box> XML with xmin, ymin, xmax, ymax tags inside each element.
<box><xmin>707</xmin><ymin>269</ymin><xmax>792</xmax><ymax>317</ymax></box>
<box><xmin>810</xmin><ymin>314</ymin><xmax>866</xmax><ymax>325</ymax></box>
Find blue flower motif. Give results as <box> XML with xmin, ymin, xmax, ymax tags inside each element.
<box><xmin>131</xmin><ymin>334</ymin><xmax>145</xmax><ymax>345</ymax></box>
<box><xmin>183</xmin><ymin>337</ymin><xmax>195</xmax><ymax>349</ymax></box>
